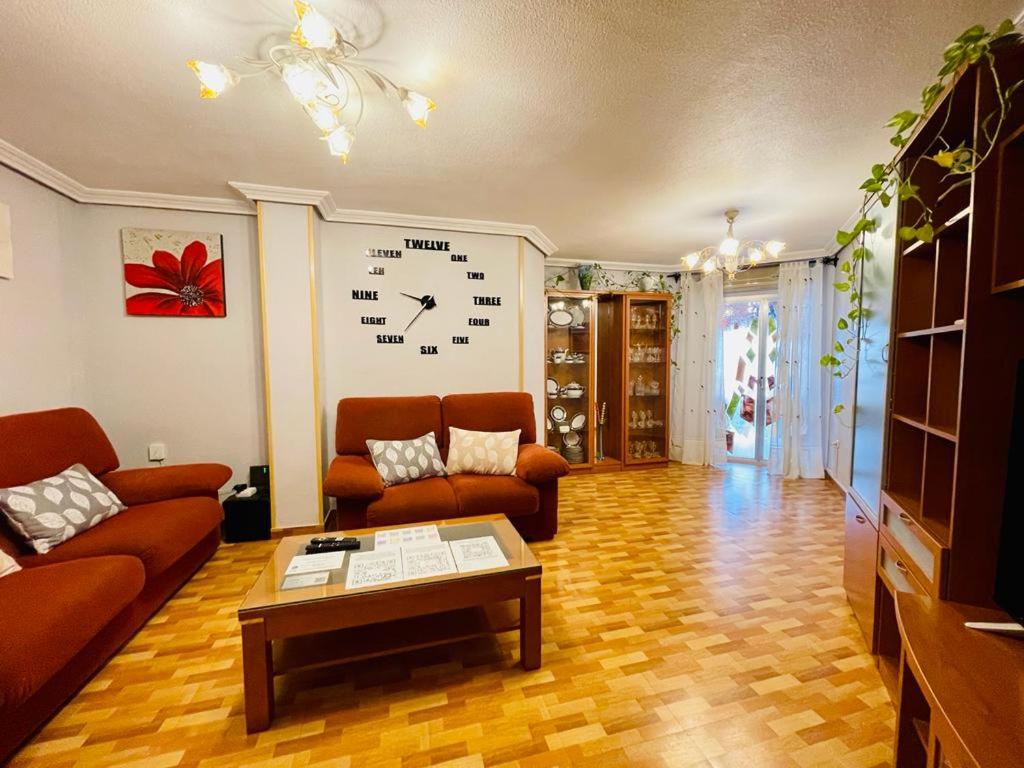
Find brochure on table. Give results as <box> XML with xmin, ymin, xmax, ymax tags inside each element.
<box><xmin>374</xmin><ymin>524</ymin><xmax>441</xmax><ymax>550</ymax></box>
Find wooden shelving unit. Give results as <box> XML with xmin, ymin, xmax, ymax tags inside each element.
<box><xmin>549</xmin><ymin>291</ymin><xmax>672</xmax><ymax>473</ymax></box>
<box><xmin>544</xmin><ymin>290</ymin><xmax>597</xmax><ymax>471</ymax></box>
<box><xmin>874</xmin><ymin>43</ymin><xmax>1024</xmax><ymax>719</ymax></box>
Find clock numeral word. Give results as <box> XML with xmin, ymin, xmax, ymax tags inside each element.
<box><xmin>361</xmin><ymin>316</ymin><xmax>386</xmax><ymax>325</ymax></box>
<box><xmin>352</xmin><ymin>289</ymin><xmax>378</xmax><ymax>301</ymax></box>
<box><xmin>468</xmin><ymin>318</ymin><xmax>490</xmax><ymax>326</ymax></box>
<box><xmin>420</xmin><ymin>345</ymin><xmax>439</xmax><ymax>355</ymax></box>
<box><xmin>376</xmin><ymin>334</ymin><xmax>404</xmax><ymax>344</ymax></box>
<box><xmin>466</xmin><ymin>271</ymin><xmax>485</xmax><ymax>280</ymax></box>
<box><xmin>451</xmin><ymin>254</ymin><xmax>468</xmax><ymax>262</ymax></box>
<box><xmin>452</xmin><ymin>336</ymin><xmax>470</xmax><ymax>345</ymax></box>
<box><xmin>365</xmin><ymin>248</ymin><xmax>402</xmax><ymax>259</ymax></box>
<box><xmin>404</xmin><ymin>238</ymin><xmax>450</xmax><ymax>252</ymax></box>
<box><xmin>368</xmin><ymin>265</ymin><xmax>385</xmax><ymax>276</ymax></box>
<box><xmin>473</xmin><ymin>296</ymin><xmax>502</xmax><ymax>306</ymax></box>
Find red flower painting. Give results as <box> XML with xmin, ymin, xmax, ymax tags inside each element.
<box><xmin>123</xmin><ymin>240</ymin><xmax>225</xmax><ymax>317</ymax></box>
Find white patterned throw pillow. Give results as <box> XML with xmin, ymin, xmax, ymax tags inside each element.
<box><xmin>0</xmin><ymin>464</ymin><xmax>126</xmax><ymax>554</ymax></box>
<box><xmin>445</xmin><ymin>427</ymin><xmax>521</xmax><ymax>476</ymax></box>
<box><xmin>0</xmin><ymin>549</ymin><xmax>20</xmax><ymax>579</ymax></box>
<box><xmin>366</xmin><ymin>432</ymin><xmax>447</xmax><ymax>487</ymax></box>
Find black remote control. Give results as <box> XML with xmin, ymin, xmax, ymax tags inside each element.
<box><xmin>305</xmin><ymin>537</ymin><xmax>360</xmax><ymax>554</ymax></box>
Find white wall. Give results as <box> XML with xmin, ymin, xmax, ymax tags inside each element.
<box><xmin>0</xmin><ymin>166</ymin><xmax>265</xmax><ymax>488</ymax></box>
<box><xmin>0</xmin><ymin>165</ymin><xmax>81</xmax><ymax>413</ymax></box>
<box><xmin>319</xmin><ymin>222</ymin><xmax>536</xmax><ymax>452</ymax></box>
<box><xmin>257</xmin><ymin>203</ymin><xmax>321</xmax><ymax>528</ymax></box>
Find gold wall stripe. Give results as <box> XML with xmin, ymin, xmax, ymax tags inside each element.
<box><xmin>306</xmin><ymin>207</ymin><xmax>324</xmax><ymax>524</ymax></box>
<box><xmin>255</xmin><ymin>201</ymin><xmax>277</xmax><ymax>529</ymax></box>
<box><xmin>518</xmin><ymin>236</ymin><xmax>525</xmax><ymax>391</ymax></box>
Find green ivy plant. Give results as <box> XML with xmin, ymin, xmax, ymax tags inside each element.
<box><xmin>821</xmin><ymin>20</ymin><xmax>1023</xmax><ymax>414</ymax></box>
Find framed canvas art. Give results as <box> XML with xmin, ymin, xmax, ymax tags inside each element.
<box><xmin>121</xmin><ymin>228</ymin><xmax>225</xmax><ymax>317</ymax></box>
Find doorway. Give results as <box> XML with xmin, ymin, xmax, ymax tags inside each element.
<box><xmin>722</xmin><ymin>296</ymin><xmax>778</xmax><ymax>463</ymax></box>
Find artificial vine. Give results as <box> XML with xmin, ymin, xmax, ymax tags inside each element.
<box><xmin>821</xmin><ymin>20</ymin><xmax>1024</xmax><ymax>413</ymax></box>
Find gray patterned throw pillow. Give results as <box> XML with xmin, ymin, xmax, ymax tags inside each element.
<box><xmin>366</xmin><ymin>432</ymin><xmax>447</xmax><ymax>487</ymax></box>
<box><xmin>0</xmin><ymin>464</ymin><xmax>126</xmax><ymax>554</ymax></box>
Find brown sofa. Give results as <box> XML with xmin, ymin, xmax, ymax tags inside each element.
<box><xmin>324</xmin><ymin>392</ymin><xmax>569</xmax><ymax>540</ymax></box>
<box><xmin>0</xmin><ymin>407</ymin><xmax>230</xmax><ymax>763</ymax></box>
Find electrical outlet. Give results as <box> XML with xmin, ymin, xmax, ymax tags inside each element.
<box><xmin>148</xmin><ymin>442</ymin><xmax>167</xmax><ymax>462</ymax></box>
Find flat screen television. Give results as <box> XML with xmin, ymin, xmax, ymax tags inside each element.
<box><xmin>994</xmin><ymin>358</ymin><xmax>1024</xmax><ymax>625</ymax></box>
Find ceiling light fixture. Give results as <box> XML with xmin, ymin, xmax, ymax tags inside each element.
<box><xmin>186</xmin><ymin>1</ymin><xmax>437</xmax><ymax>163</ymax></box>
<box><xmin>682</xmin><ymin>209</ymin><xmax>785</xmax><ymax>279</ymax></box>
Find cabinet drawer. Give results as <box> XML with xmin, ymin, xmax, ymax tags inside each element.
<box><xmin>880</xmin><ymin>493</ymin><xmax>945</xmax><ymax>596</ymax></box>
<box><xmin>843</xmin><ymin>494</ymin><xmax>878</xmax><ymax>647</ymax></box>
<box><xmin>878</xmin><ymin>533</ymin><xmax>928</xmax><ymax>596</ymax></box>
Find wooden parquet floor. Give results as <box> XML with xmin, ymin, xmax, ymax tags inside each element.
<box><xmin>9</xmin><ymin>464</ymin><xmax>894</xmax><ymax>768</ymax></box>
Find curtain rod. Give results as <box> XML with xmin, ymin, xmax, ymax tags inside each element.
<box><xmin>667</xmin><ymin>254</ymin><xmax>838</xmax><ymax>280</ymax></box>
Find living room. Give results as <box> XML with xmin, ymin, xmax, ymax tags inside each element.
<box><xmin>1</xmin><ymin>2</ymin><xmax>1022</xmax><ymax>766</ymax></box>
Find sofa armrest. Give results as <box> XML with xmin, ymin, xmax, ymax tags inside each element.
<box><xmin>516</xmin><ymin>444</ymin><xmax>570</xmax><ymax>485</ymax></box>
<box><xmin>324</xmin><ymin>455</ymin><xmax>385</xmax><ymax>501</ymax></box>
<box><xmin>101</xmin><ymin>464</ymin><xmax>231</xmax><ymax>506</ymax></box>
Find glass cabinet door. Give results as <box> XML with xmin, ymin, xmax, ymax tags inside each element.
<box><xmin>625</xmin><ymin>296</ymin><xmax>669</xmax><ymax>463</ymax></box>
<box><xmin>545</xmin><ymin>293</ymin><xmax>594</xmax><ymax>466</ymax></box>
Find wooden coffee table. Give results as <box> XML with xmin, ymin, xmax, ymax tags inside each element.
<box><xmin>237</xmin><ymin>514</ymin><xmax>542</xmax><ymax>732</ymax></box>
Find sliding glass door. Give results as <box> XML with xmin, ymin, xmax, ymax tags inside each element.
<box><xmin>722</xmin><ymin>297</ymin><xmax>778</xmax><ymax>463</ymax></box>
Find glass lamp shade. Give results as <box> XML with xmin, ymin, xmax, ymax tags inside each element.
<box><xmin>281</xmin><ymin>62</ymin><xmax>344</xmax><ymax>106</ymax></box>
<box><xmin>719</xmin><ymin>236</ymin><xmax>740</xmax><ymax>257</ymax></box>
<box><xmin>187</xmin><ymin>61</ymin><xmax>238</xmax><ymax>99</ymax></box>
<box><xmin>402</xmin><ymin>90</ymin><xmax>437</xmax><ymax>127</ymax></box>
<box><xmin>291</xmin><ymin>1</ymin><xmax>338</xmax><ymax>50</ymax></box>
<box><xmin>766</xmin><ymin>240</ymin><xmax>786</xmax><ymax>258</ymax></box>
<box><xmin>305</xmin><ymin>102</ymin><xmax>340</xmax><ymax>133</ymax></box>
<box><xmin>683</xmin><ymin>252</ymin><xmax>700</xmax><ymax>269</ymax></box>
<box><xmin>324</xmin><ymin>125</ymin><xmax>355</xmax><ymax>162</ymax></box>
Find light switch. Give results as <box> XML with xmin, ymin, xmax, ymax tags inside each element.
<box><xmin>148</xmin><ymin>443</ymin><xmax>167</xmax><ymax>462</ymax></box>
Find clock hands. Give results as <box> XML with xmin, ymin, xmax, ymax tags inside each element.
<box><xmin>401</xmin><ymin>292</ymin><xmax>437</xmax><ymax>309</ymax></box>
<box><xmin>402</xmin><ymin>294</ymin><xmax>437</xmax><ymax>332</ymax></box>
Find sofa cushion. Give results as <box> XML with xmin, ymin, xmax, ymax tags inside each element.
<box><xmin>365</xmin><ymin>478</ymin><xmax>459</xmax><ymax>527</ymax></box>
<box><xmin>336</xmin><ymin>396</ymin><xmax>443</xmax><ymax>455</ymax></box>
<box><xmin>367</xmin><ymin>432</ymin><xmax>447</xmax><ymax>486</ymax></box>
<box><xmin>445</xmin><ymin>427</ymin><xmax>520</xmax><ymax>476</ymax></box>
<box><xmin>17</xmin><ymin>496</ymin><xmax>223</xmax><ymax>578</ymax></box>
<box><xmin>0</xmin><ymin>408</ymin><xmax>120</xmax><ymax>489</ymax></box>
<box><xmin>442</xmin><ymin>392</ymin><xmax>536</xmax><ymax>444</ymax></box>
<box><xmin>0</xmin><ymin>556</ymin><xmax>145</xmax><ymax>712</ymax></box>
<box><xmin>0</xmin><ymin>464</ymin><xmax>126</xmax><ymax>554</ymax></box>
<box><xmin>448</xmin><ymin>474</ymin><xmax>540</xmax><ymax>518</ymax></box>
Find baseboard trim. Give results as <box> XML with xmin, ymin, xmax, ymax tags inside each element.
<box><xmin>270</xmin><ymin>524</ymin><xmax>323</xmax><ymax>539</ymax></box>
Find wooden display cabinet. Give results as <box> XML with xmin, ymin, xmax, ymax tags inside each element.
<box><xmin>544</xmin><ymin>291</ymin><xmax>597</xmax><ymax>470</ymax></box>
<box><xmin>873</xmin><ymin>42</ymin><xmax>1024</xmax><ymax>725</ymax></box>
<box><xmin>551</xmin><ymin>291</ymin><xmax>672</xmax><ymax>474</ymax></box>
<box><xmin>623</xmin><ymin>294</ymin><xmax>672</xmax><ymax>466</ymax></box>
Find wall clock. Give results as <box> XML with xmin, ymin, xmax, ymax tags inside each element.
<box><xmin>347</xmin><ymin>235</ymin><xmax>509</xmax><ymax>356</ymax></box>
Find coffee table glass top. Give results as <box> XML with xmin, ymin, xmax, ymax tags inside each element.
<box><xmin>239</xmin><ymin>514</ymin><xmax>539</xmax><ymax>615</ymax></box>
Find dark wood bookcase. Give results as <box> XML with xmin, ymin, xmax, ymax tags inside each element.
<box><xmin>873</xmin><ymin>43</ymin><xmax>1024</xmax><ymax>721</ymax></box>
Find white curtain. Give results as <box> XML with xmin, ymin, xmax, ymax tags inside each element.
<box><xmin>671</xmin><ymin>272</ymin><xmax>727</xmax><ymax>467</ymax></box>
<box><xmin>769</xmin><ymin>261</ymin><xmax>826</xmax><ymax>479</ymax></box>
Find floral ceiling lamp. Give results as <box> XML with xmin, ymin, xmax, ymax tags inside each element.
<box><xmin>187</xmin><ymin>1</ymin><xmax>437</xmax><ymax>163</ymax></box>
<box><xmin>681</xmin><ymin>209</ymin><xmax>786</xmax><ymax>279</ymax></box>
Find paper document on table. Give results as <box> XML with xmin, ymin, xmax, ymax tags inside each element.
<box><xmin>345</xmin><ymin>548</ymin><xmax>404</xmax><ymax>589</ymax></box>
<box><xmin>450</xmin><ymin>536</ymin><xmax>509</xmax><ymax>573</ymax></box>
<box><xmin>401</xmin><ymin>541</ymin><xmax>457</xmax><ymax>580</ymax></box>
<box><xmin>374</xmin><ymin>524</ymin><xmax>441</xmax><ymax>550</ymax></box>
<box><xmin>281</xmin><ymin>572</ymin><xmax>329</xmax><ymax>590</ymax></box>
<box><xmin>285</xmin><ymin>551</ymin><xmax>345</xmax><ymax>575</ymax></box>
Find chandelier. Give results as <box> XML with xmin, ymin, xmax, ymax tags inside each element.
<box><xmin>681</xmin><ymin>209</ymin><xmax>785</xmax><ymax>279</ymax></box>
<box><xmin>186</xmin><ymin>1</ymin><xmax>436</xmax><ymax>164</ymax></box>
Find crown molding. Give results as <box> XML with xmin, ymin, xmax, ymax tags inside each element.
<box><xmin>228</xmin><ymin>181</ymin><xmax>558</xmax><ymax>256</ymax></box>
<box><xmin>547</xmin><ymin>248</ymin><xmax>827</xmax><ymax>273</ymax></box>
<box><xmin>0</xmin><ymin>138</ymin><xmax>254</xmax><ymax>216</ymax></box>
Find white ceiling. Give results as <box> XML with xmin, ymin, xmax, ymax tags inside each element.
<box><xmin>0</xmin><ymin>0</ymin><xmax>1020</xmax><ymax>263</ymax></box>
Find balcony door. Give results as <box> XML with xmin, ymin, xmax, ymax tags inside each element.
<box><xmin>722</xmin><ymin>296</ymin><xmax>778</xmax><ymax>463</ymax></box>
